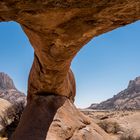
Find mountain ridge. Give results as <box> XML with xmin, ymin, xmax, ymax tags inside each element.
<box><xmin>0</xmin><ymin>72</ymin><xmax>26</xmax><ymax>138</ymax></box>
<box><xmin>89</xmin><ymin>76</ymin><xmax>140</xmax><ymax>110</ymax></box>
<box><xmin>0</xmin><ymin>72</ymin><xmax>16</xmax><ymax>90</ymax></box>
<box><xmin>0</xmin><ymin>72</ymin><xmax>26</xmax><ymax>105</ymax></box>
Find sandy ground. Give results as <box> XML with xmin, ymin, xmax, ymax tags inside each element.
<box><xmin>80</xmin><ymin>109</ymin><xmax>140</xmax><ymax>139</ymax></box>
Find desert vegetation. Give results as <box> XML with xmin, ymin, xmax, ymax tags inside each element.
<box><xmin>81</xmin><ymin>110</ymin><xmax>140</xmax><ymax>140</ymax></box>
<box><xmin>98</xmin><ymin>120</ymin><xmax>140</xmax><ymax>140</ymax></box>
<box><xmin>0</xmin><ymin>102</ymin><xmax>25</xmax><ymax>139</ymax></box>
<box><xmin>120</xmin><ymin>136</ymin><xmax>140</xmax><ymax>140</ymax></box>
<box><xmin>97</xmin><ymin>120</ymin><xmax>121</xmax><ymax>134</ymax></box>
<box><xmin>118</xmin><ymin>129</ymin><xmax>140</xmax><ymax>140</ymax></box>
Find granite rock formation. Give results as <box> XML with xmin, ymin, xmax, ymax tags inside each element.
<box><xmin>0</xmin><ymin>73</ymin><xmax>16</xmax><ymax>90</ymax></box>
<box><xmin>0</xmin><ymin>1</ymin><xmax>140</xmax><ymax>140</ymax></box>
<box><xmin>11</xmin><ymin>95</ymin><xmax>109</xmax><ymax>140</ymax></box>
<box><xmin>0</xmin><ymin>72</ymin><xmax>26</xmax><ymax>106</ymax></box>
<box><xmin>89</xmin><ymin>76</ymin><xmax>140</xmax><ymax>110</ymax></box>
<box><xmin>0</xmin><ymin>72</ymin><xmax>26</xmax><ymax>138</ymax></box>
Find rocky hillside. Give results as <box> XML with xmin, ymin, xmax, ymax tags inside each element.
<box><xmin>0</xmin><ymin>73</ymin><xmax>16</xmax><ymax>90</ymax></box>
<box><xmin>0</xmin><ymin>72</ymin><xmax>26</xmax><ymax>106</ymax></box>
<box><xmin>89</xmin><ymin>76</ymin><xmax>140</xmax><ymax>110</ymax></box>
<box><xmin>0</xmin><ymin>72</ymin><xmax>26</xmax><ymax>138</ymax></box>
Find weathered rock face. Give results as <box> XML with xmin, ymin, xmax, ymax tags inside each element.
<box><xmin>0</xmin><ymin>1</ymin><xmax>140</xmax><ymax>99</ymax></box>
<box><xmin>0</xmin><ymin>72</ymin><xmax>26</xmax><ymax>138</ymax></box>
<box><xmin>0</xmin><ymin>0</ymin><xmax>140</xmax><ymax>140</ymax></box>
<box><xmin>0</xmin><ymin>73</ymin><xmax>16</xmax><ymax>90</ymax></box>
<box><xmin>11</xmin><ymin>95</ymin><xmax>109</xmax><ymax>140</ymax></box>
<box><xmin>46</xmin><ymin>99</ymin><xmax>109</xmax><ymax>140</ymax></box>
<box><xmin>89</xmin><ymin>76</ymin><xmax>140</xmax><ymax>110</ymax></box>
<box><xmin>0</xmin><ymin>72</ymin><xmax>26</xmax><ymax>107</ymax></box>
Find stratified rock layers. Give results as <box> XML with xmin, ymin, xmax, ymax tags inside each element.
<box><xmin>0</xmin><ymin>0</ymin><xmax>140</xmax><ymax>139</ymax></box>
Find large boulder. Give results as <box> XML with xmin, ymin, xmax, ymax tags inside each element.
<box><xmin>11</xmin><ymin>95</ymin><xmax>109</xmax><ymax>140</ymax></box>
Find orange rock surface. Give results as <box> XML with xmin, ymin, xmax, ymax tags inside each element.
<box><xmin>0</xmin><ymin>0</ymin><xmax>140</xmax><ymax>139</ymax></box>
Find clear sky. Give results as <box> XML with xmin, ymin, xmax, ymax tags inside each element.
<box><xmin>0</xmin><ymin>21</ymin><xmax>140</xmax><ymax>108</ymax></box>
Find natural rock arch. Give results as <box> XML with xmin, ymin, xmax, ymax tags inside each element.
<box><xmin>0</xmin><ymin>1</ymin><xmax>140</xmax><ymax>140</ymax></box>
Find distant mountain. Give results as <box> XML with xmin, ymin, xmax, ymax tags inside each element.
<box><xmin>89</xmin><ymin>76</ymin><xmax>140</xmax><ymax>110</ymax></box>
<box><xmin>0</xmin><ymin>72</ymin><xmax>16</xmax><ymax>90</ymax></box>
<box><xmin>0</xmin><ymin>72</ymin><xmax>26</xmax><ymax>106</ymax></box>
<box><xmin>0</xmin><ymin>72</ymin><xmax>26</xmax><ymax>137</ymax></box>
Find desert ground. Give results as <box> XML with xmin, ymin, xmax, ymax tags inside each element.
<box><xmin>81</xmin><ymin>109</ymin><xmax>140</xmax><ymax>140</ymax></box>
<box><xmin>0</xmin><ymin>107</ymin><xmax>140</xmax><ymax>140</ymax></box>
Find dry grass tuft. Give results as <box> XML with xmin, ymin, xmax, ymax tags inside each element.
<box><xmin>120</xmin><ymin>135</ymin><xmax>140</xmax><ymax>140</ymax></box>
<box><xmin>98</xmin><ymin>120</ymin><xmax>121</xmax><ymax>134</ymax></box>
<box><xmin>120</xmin><ymin>130</ymin><xmax>140</xmax><ymax>140</ymax></box>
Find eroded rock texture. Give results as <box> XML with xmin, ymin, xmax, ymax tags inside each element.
<box><xmin>0</xmin><ymin>0</ymin><xmax>140</xmax><ymax>140</ymax></box>
<box><xmin>0</xmin><ymin>72</ymin><xmax>16</xmax><ymax>90</ymax></box>
<box><xmin>11</xmin><ymin>95</ymin><xmax>109</xmax><ymax>140</ymax></box>
<box><xmin>0</xmin><ymin>72</ymin><xmax>26</xmax><ymax>138</ymax></box>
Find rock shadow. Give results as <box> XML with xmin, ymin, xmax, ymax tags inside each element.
<box><xmin>10</xmin><ymin>93</ymin><xmax>67</xmax><ymax>140</ymax></box>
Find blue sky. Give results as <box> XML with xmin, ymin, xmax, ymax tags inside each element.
<box><xmin>0</xmin><ymin>21</ymin><xmax>140</xmax><ymax>108</ymax></box>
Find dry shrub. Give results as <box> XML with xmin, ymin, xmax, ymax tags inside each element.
<box><xmin>120</xmin><ymin>135</ymin><xmax>140</xmax><ymax>140</ymax></box>
<box><xmin>119</xmin><ymin>129</ymin><xmax>140</xmax><ymax>140</ymax></box>
<box><xmin>98</xmin><ymin>120</ymin><xmax>121</xmax><ymax>134</ymax></box>
<box><xmin>0</xmin><ymin>102</ymin><xmax>25</xmax><ymax>139</ymax></box>
<box><xmin>5</xmin><ymin>102</ymin><xmax>25</xmax><ymax>138</ymax></box>
<box><xmin>0</xmin><ymin>105</ymin><xmax>15</xmax><ymax>138</ymax></box>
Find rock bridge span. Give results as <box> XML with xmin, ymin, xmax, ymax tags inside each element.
<box><xmin>0</xmin><ymin>0</ymin><xmax>140</xmax><ymax>140</ymax></box>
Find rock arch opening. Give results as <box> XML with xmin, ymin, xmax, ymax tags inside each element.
<box><xmin>0</xmin><ymin>1</ymin><xmax>140</xmax><ymax>140</ymax></box>
<box><xmin>72</xmin><ymin>20</ymin><xmax>140</xmax><ymax>108</ymax></box>
<box><xmin>0</xmin><ymin>21</ymin><xmax>34</xmax><ymax>93</ymax></box>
